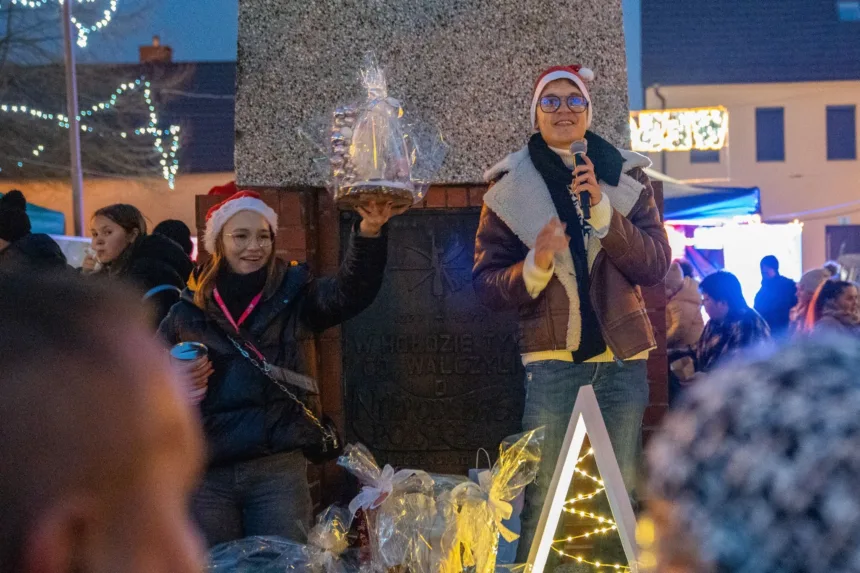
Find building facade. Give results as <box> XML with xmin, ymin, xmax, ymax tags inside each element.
<box><xmin>641</xmin><ymin>0</ymin><xmax>860</xmax><ymax>269</ymax></box>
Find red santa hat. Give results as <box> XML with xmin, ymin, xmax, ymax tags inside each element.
<box><xmin>530</xmin><ymin>65</ymin><xmax>595</xmax><ymax>130</ymax></box>
<box><xmin>203</xmin><ymin>190</ymin><xmax>278</xmax><ymax>254</ymax></box>
<box><xmin>208</xmin><ymin>180</ymin><xmax>239</xmax><ymax>197</ymax></box>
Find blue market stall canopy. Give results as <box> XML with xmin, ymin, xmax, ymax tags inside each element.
<box><xmin>645</xmin><ymin>169</ymin><xmax>761</xmax><ymax>221</ymax></box>
<box><xmin>0</xmin><ymin>192</ymin><xmax>65</xmax><ymax>235</ymax></box>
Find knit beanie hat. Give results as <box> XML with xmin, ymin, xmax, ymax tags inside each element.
<box><xmin>798</xmin><ymin>268</ymin><xmax>831</xmax><ymax>294</ymax></box>
<box><xmin>647</xmin><ymin>336</ymin><xmax>860</xmax><ymax>573</ymax></box>
<box><xmin>530</xmin><ymin>65</ymin><xmax>595</xmax><ymax>130</ymax></box>
<box><xmin>153</xmin><ymin>219</ymin><xmax>194</xmax><ymax>257</ymax></box>
<box><xmin>665</xmin><ymin>261</ymin><xmax>684</xmax><ymax>295</ymax></box>
<box><xmin>0</xmin><ymin>190</ymin><xmax>32</xmax><ymax>243</ymax></box>
<box><xmin>203</xmin><ymin>190</ymin><xmax>277</xmax><ymax>254</ymax></box>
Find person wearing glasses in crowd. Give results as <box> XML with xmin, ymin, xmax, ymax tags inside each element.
<box><xmin>473</xmin><ymin>65</ymin><xmax>670</xmax><ymax>565</ymax></box>
<box><xmin>159</xmin><ymin>190</ymin><xmax>404</xmax><ymax>546</ymax></box>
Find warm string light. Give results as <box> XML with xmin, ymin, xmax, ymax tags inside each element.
<box><xmin>550</xmin><ymin>549</ymin><xmax>630</xmax><ymax>572</ymax></box>
<box><xmin>552</xmin><ymin>448</ymin><xmax>628</xmax><ymax>571</ymax></box>
<box><xmin>7</xmin><ymin>0</ymin><xmax>119</xmax><ymax>48</ymax></box>
<box><xmin>0</xmin><ymin>76</ymin><xmax>181</xmax><ymax>188</ymax></box>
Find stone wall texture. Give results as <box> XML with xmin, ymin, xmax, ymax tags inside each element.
<box><xmin>236</xmin><ymin>0</ymin><xmax>631</xmax><ymax>187</ymax></box>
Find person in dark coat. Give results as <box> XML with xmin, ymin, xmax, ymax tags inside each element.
<box><xmin>699</xmin><ymin>271</ymin><xmax>771</xmax><ymax>372</ymax></box>
<box><xmin>158</xmin><ymin>190</ymin><xmax>402</xmax><ymax>547</ymax></box>
<box><xmin>0</xmin><ymin>190</ymin><xmax>69</xmax><ymax>271</ymax></box>
<box><xmin>753</xmin><ymin>255</ymin><xmax>797</xmax><ymax>335</ymax></box>
<box><xmin>154</xmin><ymin>219</ymin><xmax>195</xmax><ymax>258</ymax></box>
<box><xmin>0</xmin><ymin>190</ymin><xmax>32</xmax><ymax>253</ymax></box>
<box><xmin>86</xmin><ymin>204</ymin><xmax>193</xmax><ymax>328</ymax></box>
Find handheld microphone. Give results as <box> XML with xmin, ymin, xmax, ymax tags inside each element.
<box><xmin>570</xmin><ymin>139</ymin><xmax>590</xmax><ymax>219</ymax></box>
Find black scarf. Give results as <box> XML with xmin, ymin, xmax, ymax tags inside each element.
<box><xmin>215</xmin><ymin>265</ymin><xmax>268</xmax><ymax>322</ymax></box>
<box><xmin>528</xmin><ymin>133</ymin><xmax>606</xmax><ymax>362</ymax></box>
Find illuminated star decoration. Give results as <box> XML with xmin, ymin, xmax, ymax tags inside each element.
<box><xmin>0</xmin><ymin>77</ymin><xmax>181</xmax><ymax>188</ymax></box>
<box><xmin>7</xmin><ymin>0</ymin><xmax>119</xmax><ymax>48</ymax></box>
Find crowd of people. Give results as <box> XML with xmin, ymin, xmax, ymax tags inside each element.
<box><xmin>666</xmin><ymin>253</ymin><xmax>860</xmax><ymax>404</ymax></box>
<box><xmin>2</xmin><ymin>62</ymin><xmax>860</xmax><ymax>573</ymax></box>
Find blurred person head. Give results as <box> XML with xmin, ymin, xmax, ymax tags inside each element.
<box><xmin>0</xmin><ymin>190</ymin><xmax>32</xmax><ymax>252</ymax></box>
<box><xmin>807</xmin><ymin>280</ymin><xmax>860</xmax><ymax>329</ymax></box>
<box><xmin>90</xmin><ymin>204</ymin><xmax>147</xmax><ymax>271</ymax></box>
<box><xmin>700</xmin><ymin>271</ymin><xmax>747</xmax><ymax>322</ymax></box>
<box><xmin>0</xmin><ymin>272</ymin><xmax>205</xmax><ymax>573</ymax></box>
<box><xmin>153</xmin><ymin>219</ymin><xmax>194</xmax><ymax>258</ymax></box>
<box><xmin>531</xmin><ymin>66</ymin><xmax>594</xmax><ymax>147</ymax></box>
<box><xmin>677</xmin><ymin>259</ymin><xmax>695</xmax><ymax>279</ymax></box>
<box><xmin>195</xmin><ymin>191</ymin><xmax>278</xmax><ymax>308</ymax></box>
<box><xmin>665</xmin><ymin>261</ymin><xmax>684</xmax><ymax>298</ymax></box>
<box><xmin>795</xmin><ymin>268</ymin><xmax>831</xmax><ymax>307</ymax></box>
<box><xmin>759</xmin><ymin>255</ymin><xmax>779</xmax><ymax>280</ymax></box>
<box><xmin>824</xmin><ymin>260</ymin><xmax>842</xmax><ymax>280</ymax></box>
<box><xmin>645</xmin><ymin>335</ymin><xmax>860</xmax><ymax>573</ymax></box>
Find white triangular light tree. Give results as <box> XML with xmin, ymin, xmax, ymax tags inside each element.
<box><xmin>527</xmin><ymin>385</ymin><xmax>639</xmax><ymax>573</ymax></box>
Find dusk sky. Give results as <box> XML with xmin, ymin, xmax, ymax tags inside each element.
<box><xmin>87</xmin><ymin>0</ymin><xmax>642</xmax><ymax>106</ymax></box>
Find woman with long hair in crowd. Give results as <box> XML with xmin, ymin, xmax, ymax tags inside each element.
<box><xmin>806</xmin><ymin>279</ymin><xmax>860</xmax><ymax>334</ymax></box>
<box><xmin>158</xmin><ymin>190</ymin><xmax>402</xmax><ymax>546</ymax></box>
<box><xmin>84</xmin><ymin>204</ymin><xmax>193</xmax><ymax>327</ymax></box>
<box><xmin>788</xmin><ymin>268</ymin><xmax>832</xmax><ymax>335</ymax></box>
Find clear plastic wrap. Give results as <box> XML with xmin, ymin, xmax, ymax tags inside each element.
<box><xmin>441</xmin><ymin>428</ymin><xmax>545</xmax><ymax>573</ymax></box>
<box><xmin>303</xmin><ymin>53</ymin><xmax>446</xmax><ymax>208</ymax></box>
<box><xmin>338</xmin><ymin>443</ymin><xmax>436</xmax><ymax>572</ymax></box>
<box><xmin>308</xmin><ymin>506</ymin><xmax>353</xmax><ymax>573</ymax></box>
<box><xmin>206</xmin><ymin>536</ymin><xmax>312</xmax><ymax>572</ymax></box>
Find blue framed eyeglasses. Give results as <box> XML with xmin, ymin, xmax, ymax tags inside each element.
<box><xmin>539</xmin><ymin>95</ymin><xmax>589</xmax><ymax>114</ymax></box>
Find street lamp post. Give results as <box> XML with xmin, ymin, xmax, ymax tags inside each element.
<box><xmin>61</xmin><ymin>0</ymin><xmax>85</xmax><ymax>236</ymax></box>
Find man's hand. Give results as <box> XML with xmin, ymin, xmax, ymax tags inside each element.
<box><xmin>534</xmin><ymin>217</ymin><xmax>569</xmax><ymax>270</ymax></box>
<box><xmin>572</xmin><ymin>155</ymin><xmax>602</xmax><ymax>208</ymax></box>
<box><xmin>357</xmin><ymin>200</ymin><xmax>410</xmax><ymax>236</ymax></box>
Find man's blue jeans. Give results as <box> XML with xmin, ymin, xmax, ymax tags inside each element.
<box><xmin>193</xmin><ymin>450</ymin><xmax>312</xmax><ymax>547</ymax></box>
<box><xmin>516</xmin><ymin>360</ymin><xmax>649</xmax><ymax>564</ymax></box>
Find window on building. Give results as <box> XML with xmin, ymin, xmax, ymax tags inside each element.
<box><xmin>838</xmin><ymin>1</ymin><xmax>860</xmax><ymax>21</ymax></box>
<box><xmin>690</xmin><ymin>149</ymin><xmax>720</xmax><ymax>164</ymax></box>
<box><xmin>827</xmin><ymin>105</ymin><xmax>857</xmax><ymax>160</ymax></box>
<box><xmin>756</xmin><ymin>107</ymin><xmax>785</xmax><ymax>162</ymax></box>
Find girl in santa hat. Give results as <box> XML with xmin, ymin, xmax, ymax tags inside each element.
<box><xmin>159</xmin><ymin>191</ymin><xmax>401</xmax><ymax>546</ymax></box>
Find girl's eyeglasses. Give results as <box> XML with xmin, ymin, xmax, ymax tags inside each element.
<box><xmin>539</xmin><ymin>95</ymin><xmax>589</xmax><ymax>114</ymax></box>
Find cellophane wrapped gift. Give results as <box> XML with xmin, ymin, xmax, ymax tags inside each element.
<box><xmin>338</xmin><ymin>443</ymin><xmax>437</xmax><ymax>572</ymax></box>
<box><xmin>439</xmin><ymin>429</ymin><xmax>544</xmax><ymax>573</ymax></box>
<box><xmin>206</xmin><ymin>536</ymin><xmax>312</xmax><ymax>572</ymax></box>
<box><xmin>308</xmin><ymin>506</ymin><xmax>355</xmax><ymax>573</ymax></box>
<box><xmin>317</xmin><ymin>53</ymin><xmax>446</xmax><ymax>209</ymax></box>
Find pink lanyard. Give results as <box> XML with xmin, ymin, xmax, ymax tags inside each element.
<box><xmin>213</xmin><ymin>288</ymin><xmax>263</xmax><ymax>333</ymax></box>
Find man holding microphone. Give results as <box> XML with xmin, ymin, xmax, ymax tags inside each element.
<box><xmin>472</xmin><ymin>65</ymin><xmax>670</xmax><ymax>564</ymax></box>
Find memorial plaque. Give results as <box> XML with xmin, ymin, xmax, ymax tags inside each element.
<box><xmin>341</xmin><ymin>209</ymin><xmax>525</xmax><ymax>474</ymax></box>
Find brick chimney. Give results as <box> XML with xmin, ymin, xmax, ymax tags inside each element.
<box><xmin>139</xmin><ymin>35</ymin><xmax>172</xmax><ymax>64</ymax></box>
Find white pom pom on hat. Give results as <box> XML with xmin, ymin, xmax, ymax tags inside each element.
<box><xmin>530</xmin><ymin>65</ymin><xmax>596</xmax><ymax>129</ymax></box>
<box><xmin>203</xmin><ymin>190</ymin><xmax>278</xmax><ymax>255</ymax></box>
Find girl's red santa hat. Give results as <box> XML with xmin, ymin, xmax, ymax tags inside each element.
<box><xmin>530</xmin><ymin>65</ymin><xmax>595</xmax><ymax>130</ymax></box>
<box><xmin>203</xmin><ymin>190</ymin><xmax>278</xmax><ymax>254</ymax></box>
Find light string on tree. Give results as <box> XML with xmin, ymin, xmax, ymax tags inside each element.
<box><xmin>550</xmin><ymin>448</ymin><xmax>630</xmax><ymax>572</ymax></box>
<box><xmin>7</xmin><ymin>0</ymin><xmax>119</xmax><ymax>48</ymax></box>
<box><xmin>0</xmin><ymin>76</ymin><xmax>181</xmax><ymax>188</ymax></box>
